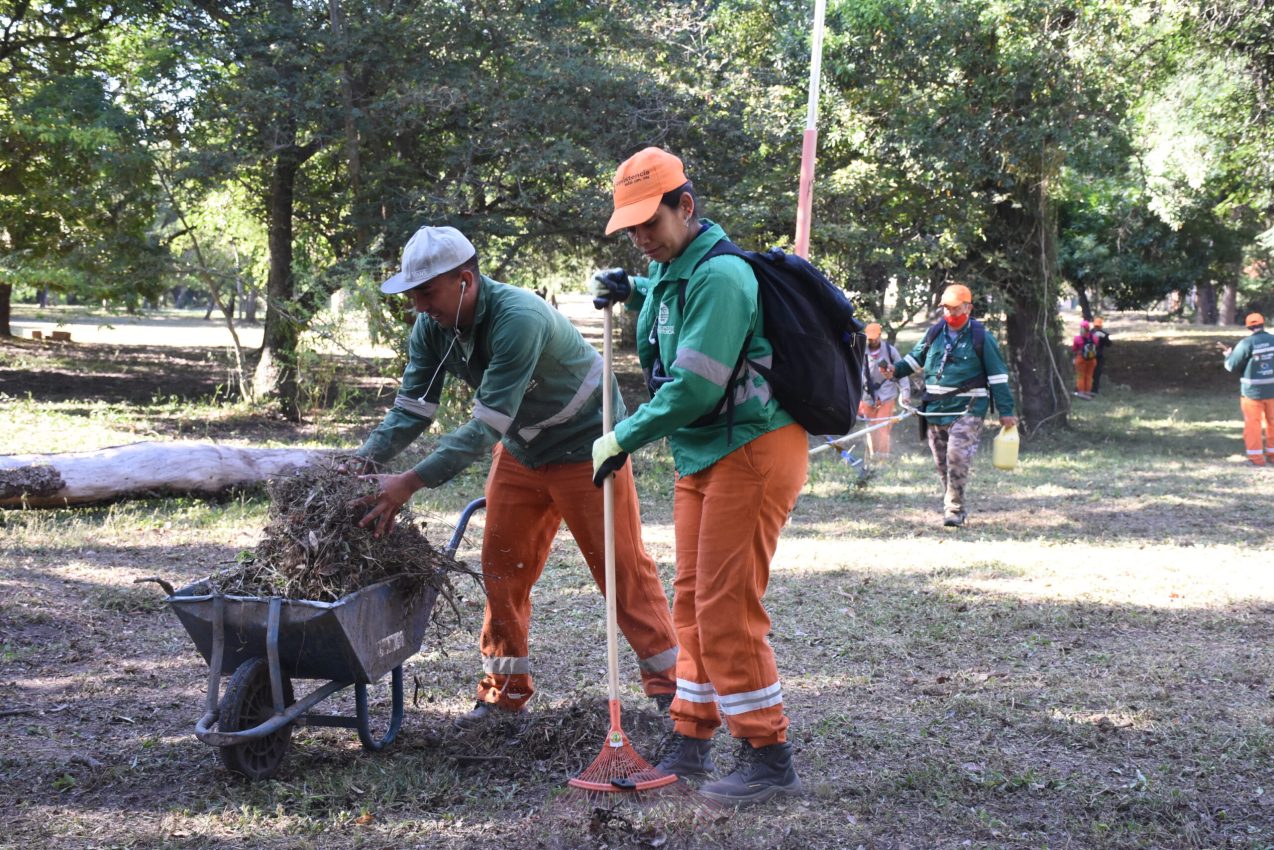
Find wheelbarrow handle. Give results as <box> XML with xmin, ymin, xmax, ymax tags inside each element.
<box><xmin>445</xmin><ymin>497</ymin><xmax>487</xmax><ymax>559</ymax></box>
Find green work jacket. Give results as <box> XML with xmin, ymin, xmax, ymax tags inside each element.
<box><xmin>891</xmin><ymin>320</ymin><xmax>1016</xmax><ymax>426</ymax></box>
<box><xmin>359</xmin><ymin>277</ymin><xmax>620</xmax><ymax>486</ymax></box>
<box><xmin>615</xmin><ymin>220</ymin><xmax>795</xmax><ymax>476</ymax></box>
<box><xmin>1225</xmin><ymin>329</ymin><xmax>1274</xmax><ymax>400</ymax></box>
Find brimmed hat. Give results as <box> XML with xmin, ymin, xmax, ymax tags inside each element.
<box><xmin>381</xmin><ymin>226</ymin><xmax>476</xmax><ymax>294</ymax></box>
<box><xmin>605</xmin><ymin>147</ymin><xmax>689</xmax><ymax>235</ymax></box>
<box><xmin>940</xmin><ymin>284</ymin><xmax>972</xmax><ymax>307</ymax></box>
<box><xmin>1080</xmin><ymin>320</ymin><xmax>1091</xmax><ymax>330</ymax></box>
<box><xmin>864</xmin><ymin>322</ymin><xmax>882</xmax><ymax>340</ymax></box>
<box><xmin>1246</xmin><ymin>312</ymin><xmax>1265</xmax><ymax>328</ymax></box>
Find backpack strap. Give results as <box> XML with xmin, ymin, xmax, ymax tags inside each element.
<box><xmin>667</xmin><ymin>240</ymin><xmax>752</xmax><ymax>444</ymax></box>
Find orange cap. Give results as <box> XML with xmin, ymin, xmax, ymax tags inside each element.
<box><xmin>1246</xmin><ymin>312</ymin><xmax>1265</xmax><ymax>328</ymax></box>
<box><xmin>865</xmin><ymin>322</ymin><xmax>882</xmax><ymax>340</ymax></box>
<box><xmin>605</xmin><ymin>147</ymin><xmax>689</xmax><ymax>235</ymax></box>
<box><xmin>1093</xmin><ymin>317</ymin><xmax>1103</xmax><ymax>328</ymax></box>
<box><xmin>940</xmin><ymin>284</ymin><xmax>972</xmax><ymax>307</ymax></box>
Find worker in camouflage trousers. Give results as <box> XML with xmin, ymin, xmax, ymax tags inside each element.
<box><xmin>1222</xmin><ymin>312</ymin><xmax>1274</xmax><ymax>467</ymax></box>
<box><xmin>884</xmin><ymin>283</ymin><xmax>1018</xmax><ymax>527</ymax></box>
<box><xmin>352</xmin><ymin>226</ymin><xmax>678</xmax><ymax>728</ymax></box>
<box><xmin>591</xmin><ymin>147</ymin><xmax>806</xmax><ymax>806</ymax></box>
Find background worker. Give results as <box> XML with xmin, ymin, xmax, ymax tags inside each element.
<box><xmin>1221</xmin><ymin>312</ymin><xmax>1274</xmax><ymax>467</ymax></box>
<box><xmin>859</xmin><ymin>322</ymin><xmax>909</xmax><ymax>456</ymax></box>
<box><xmin>353</xmin><ymin>225</ymin><xmax>678</xmax><ymax>727</ymax></box>
<box><xmin>1091</xmin><ymin>317</ymin><xmax>1111</xmax><ymax>395</ymax></box>
<box><xmin>590</xmin><ymin>147</ymin><xmax>806</xmax><ymax>806</ymax></box>
<box><xmin>1072</xmin><ymin>320</ymin><xmax>1099</xmax><ymax>399</ymax></box>
<box><xmin>883</xmin><ymin>283</ymin><xmax>1018</xmax><ymax>527</ymax></box>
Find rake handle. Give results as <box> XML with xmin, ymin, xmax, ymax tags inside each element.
<box><xmin>602</xmin><ymin>306</ymin><xmax>621</xmax><ymax>708</ymax></box>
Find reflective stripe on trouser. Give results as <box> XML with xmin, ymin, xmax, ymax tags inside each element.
<box><xmin>1240</xmin><ymin>396</ymin><xmax>1274</xmax><ymax>465</ymax></box>
<box><xmin>1074</xmin><ymin>356</ymin><xmax>1096</xmax><ymax>393</ymax></box>
<box><xmin>927</xmin><ymin>414</ymin><xmax>984</xmax><ymax>514</ymax></box>
<box><xmin>858</xmin><ymin>398</ymin><xmax>897</xmax><ymax>454</ymax></box>
<box><xmin>669</xmin><ymin>423</ymin><xmax>808</xmax><ymax>748</ymax></box>
<box><xmin>476</xmin><ymin>444</ymin><xmax>677</xmax><ymax>710</ymax></box>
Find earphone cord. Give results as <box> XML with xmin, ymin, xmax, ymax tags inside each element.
<box><xmin>418</xmin><ymin>277</ymin><xmax>467</xmax><ymax>404</ymax></box>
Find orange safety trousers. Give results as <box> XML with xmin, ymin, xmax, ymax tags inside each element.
<box><xmin>1240</xmin><ymin>396</ymin><xmax>1274</xmax><ymax>465</ymax></box>
<box><xmin>669</xmin><ymin>423</ymin><xmax>808</xmax><ymax>748</ymax></box>
<box><xmin>476</xmin><ymin>445</ymin><xmax>678</xmax><ymax>710</ymax></box>
<box><xmin>858</xmin><ymin>398</ymin><xmax>897</xmax><ymax>454</ymax></box>
<box><xmin>1074</xmin><ymin>356</ymin><xmax>1096</xmax><ymax>393</ymax></box>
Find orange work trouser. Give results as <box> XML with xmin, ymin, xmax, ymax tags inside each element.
<box><xmin>669</xmin><ymin>423</ymin><xmax>808</xmax><ymax>748</ymax></box>
<box><xmin>1240</xmin><ymin>396</ymin><xmax>1274</xmax><ymax>465</ymax></box>
<box><xmin>858</xmin><ymin>398</ymin><xmax>897</xmax><ymax>454</ymax></box>
<box><xmin>1074</xmin><ymin>357</ymin><xmax>1096</xmax><ymax>393</ymax></box>
<box><xmin>476</xmin><ymin>445</ymin><xmax>678</xmax><ymax>710</ymax></box>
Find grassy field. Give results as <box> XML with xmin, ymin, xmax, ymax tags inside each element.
<box><xmin>2</xmin><ymin>313</ymin><xmax>1273</xmax><ymax>850</ymax></box>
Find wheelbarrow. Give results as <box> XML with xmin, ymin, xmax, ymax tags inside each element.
<box><xmin>162</xmin><ymin>497</ymin><xmax>486</xmax><ymax>780</ymax></box>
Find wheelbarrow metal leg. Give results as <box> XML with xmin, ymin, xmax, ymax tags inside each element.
<box><xmin>204</xmin><ymin>594</ymin><xmax>225</xmax><ymax>717</ymax></box>
<box><xmin>355</xmin><ymin>665</ymin><xmax>404</xmax><ymax>751</ymax></box>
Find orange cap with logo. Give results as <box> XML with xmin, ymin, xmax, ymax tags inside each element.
<box><xmin>606</xmin><ymin>147</ymin><xmax>689</xmax><ymax>235</ymax></box>
<box><xmin>1093</xmin><ymin>317</ymin><xmax>1104</xmax><ymax>328</ymax></box>
<box><xmin>940</xmin><ymin>284</ymin><xmax>972</xmax><ymax>307</ymax></box>
<box><xmin>864</xmin><ymin>322</ymin><xmax>882</xmax><ymax>340</ymax></box>
<box><xmin>1247</xmin><ymin>312</ymin><xmax>1265</xmax><ymax>328</ymax></box>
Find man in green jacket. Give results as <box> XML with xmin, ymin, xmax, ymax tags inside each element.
<box><xmin>354</xmin><ymin>226</ymin><xmax>678</xmax><ymax>727</ymax></box>
<box><xmin>885</xmin><ymin>283</ymin><xmax>1018</xmax><ymax>527</ymax></box>
<box><xmin>1222</xmin><ymin>312</ymin><xmax>1274</xmax><ymax>467</ymax></box>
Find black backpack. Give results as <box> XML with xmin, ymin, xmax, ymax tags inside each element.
<box><xmin>674</xmin><ymin>241</ymin><xmax>865</xmax><ymax>438</ymax></box>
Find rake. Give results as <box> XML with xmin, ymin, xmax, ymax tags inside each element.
<box><xmin>567</xmin><ymin>304</ymin><xmax>678</xmax><ymax>798</ymax></box>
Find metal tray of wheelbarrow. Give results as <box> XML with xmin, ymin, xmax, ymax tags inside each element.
<box><xmin>169</xmin><ymin>576</ymin><xmax>439</xmax><ymax>685</ymax></box>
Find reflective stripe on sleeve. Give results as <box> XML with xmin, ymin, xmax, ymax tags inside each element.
<box><xmin>718</xmin><ymin>682</ymin><xmax>783</xmax><ymax>716</ymax></box>
<box><xmin>482</xmin><ymin>655</ymin><xmax>530</xmax><ymax>675</ymax></box>
<box><xmin>394</xmin><ymin>394</ymin><xmax>438</xmax><ymax>419</ymax></box>
<box><xmin>674</xmin><ymin>347</ymin><xmax>737</xmax><ymax>388</ymax></box>
<box><xmin>904</xmin><ymin>354</ymin><xmax>921</xmax><ymax>371</ymax></box>
<box><xmin>517</xmin><ymin>355</ymin><xmax>604</xmax><ymax>442</ymax></box>
<box><xmin>473</xmin><ymin>402</ymin><xmax>514</xmax><ymax>434</ymax></box>
<box><xmin>987</xmin><ymin>374</ymin><xmax>1009</xmax><ymax>385</ymax></box>
<box><xmin>675</xmin><ymin>678</ymin><xmax>719</xmax><ymax>704</ymax></box>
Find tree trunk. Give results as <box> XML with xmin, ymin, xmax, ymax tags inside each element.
<box><xmin>0</xmin><ymin>283</ymin><xmax>11</xmax><ymax>337</ymax></box>
<box><xmin>1195</xmin><ymin>282</ymin><xmax>1218</xmax><ymax>324</ymax></box>
<box><xmin>0</xmin><ymin>442</ymin><xmax>326</xmax><ymax>508</ymax></box>
<box><xmin>255</xmin><ymin>144</ymin><xmax>303</xmax><ymax>420</ymax></box>
<box><xmin>1074</xmin><ymin>284</ymin><xmax>1092</xmax><ymax>322</ymax></box>
<box><xmin>1221</xmin><ymin>280</ymin><xmax>1237</xmax><ymax>325</ymax></box>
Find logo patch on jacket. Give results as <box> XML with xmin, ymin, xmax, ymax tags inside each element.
<box><xmin>657</xmin><ymin>301</ymin><xmax>674</xmax><ymax>335</ymax></box>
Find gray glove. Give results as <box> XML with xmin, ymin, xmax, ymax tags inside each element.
<box><xmin>590</xmin><ymin>268</ymin><xmax>631</xmax><ymax>310</ymax></box>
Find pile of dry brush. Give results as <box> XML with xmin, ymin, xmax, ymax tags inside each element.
<box><xmin>211</xmin><ymin>461</ymin><xmax>475</xmax><ymax>605</ymax></box>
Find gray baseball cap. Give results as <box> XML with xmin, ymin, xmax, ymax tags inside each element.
<box><xmin>381</xmin><ymin>226</ymin><xmax>476</xmax><ymax>294</ymax></box>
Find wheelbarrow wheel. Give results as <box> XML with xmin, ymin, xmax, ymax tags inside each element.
<box><xmin>218</xmin><ymin>656</ymin><xmax>294</xmax><ymax>780</ymax></box>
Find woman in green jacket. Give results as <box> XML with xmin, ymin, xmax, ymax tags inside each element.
<box><xmin>590</xmin><ymin>147</ymin><xmax>807</xmax><ymax>806</ymax></box>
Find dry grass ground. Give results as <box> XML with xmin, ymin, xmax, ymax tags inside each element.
<box><xmin>2</xmin><ymin>311</ymin><xmax>1273</xmax><ymax>850</ymax></box>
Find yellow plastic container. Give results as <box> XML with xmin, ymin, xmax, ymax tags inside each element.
<box><xmin>992</xmin><ymin>424</ymin><xmax>1019</xmax><ymax>470</ymax></box>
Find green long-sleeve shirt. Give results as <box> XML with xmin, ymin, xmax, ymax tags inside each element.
<box><xmin>615</xmin><ymin>220</ymin><xmax>794</xmax><ymax>475</ymax></box>
<box><xmin>1224</xmin><ymin>329</ymin><xmax>1274</xmax><ymax>400</ymax></box>
<box><xmin>891</xmin><ymin>320</ymin><xmax>1016</xmax><ymax>426</ymax></box>
<box><xmin>359</xmin><ymin>277</ymin><xmax>621</xmax><ymax>485</ymax></box>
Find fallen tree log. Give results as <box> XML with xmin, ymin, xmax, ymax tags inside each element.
<box><xmin>0</xmin><ymin>442</ymin><xmax>328</xmax><ymax>508</ymax></box>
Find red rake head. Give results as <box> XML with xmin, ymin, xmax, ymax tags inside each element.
<box><xmin>568</xmin><ymin>700</ymin><xmax>678</xmax><ymax>794</ymax></box>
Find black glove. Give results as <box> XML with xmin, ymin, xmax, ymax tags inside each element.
<box><xmin>590</xmin><ymin>268</ymin><xmax>631</xmax><ymax>310</ymax></box>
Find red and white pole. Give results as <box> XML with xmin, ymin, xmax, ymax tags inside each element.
<box><xmin>793</xmin><ymin>0</ymin><xmax>827</xmax><ymax>259</ymax></box>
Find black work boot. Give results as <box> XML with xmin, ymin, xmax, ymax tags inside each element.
<box><xmin>699</xmin><ymin>740</ymin><xmax>801</xmax><ymax>805</ymax></box>
<box><xmin>452</xmin><ymin>701</ymin><xmax>525</xmax><ymax>731</ymax></box>
<box><xmin>655</xmin><ymin>733</ymin><xmax>717</xmax><ymax>779</ymax></box>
